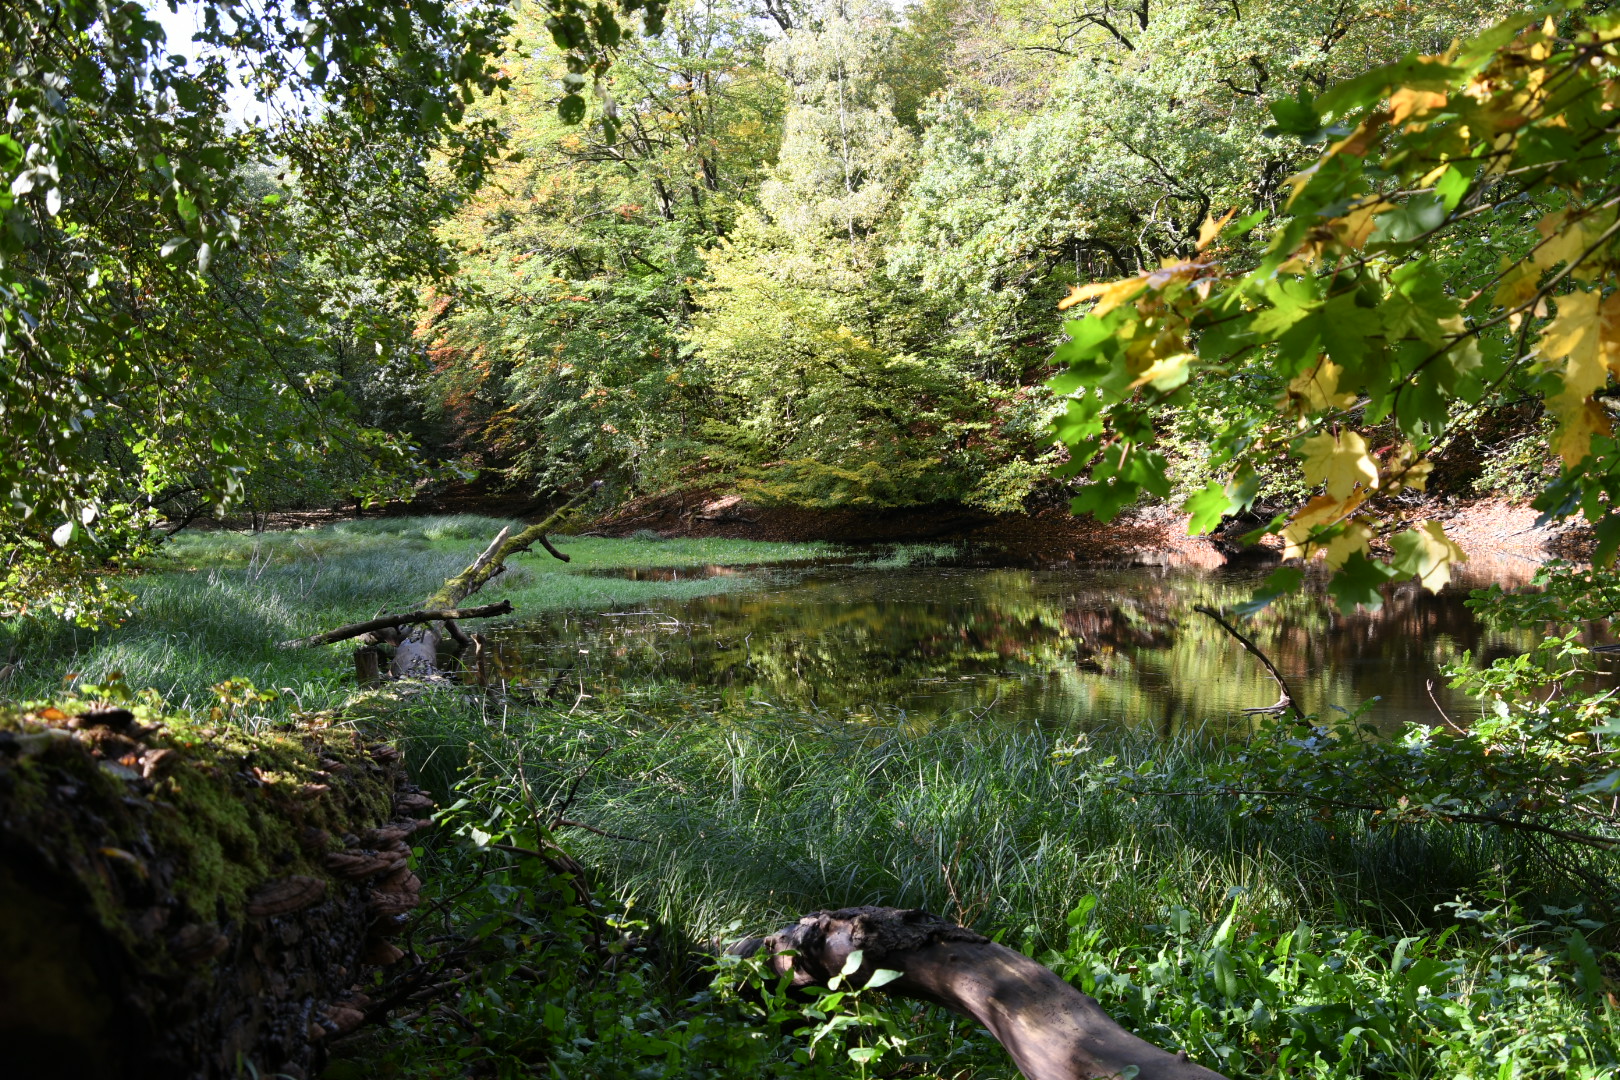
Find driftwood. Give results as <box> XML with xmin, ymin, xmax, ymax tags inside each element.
<box><xmin>277</xmin><ymin>601</ymin><xmax>513</xmax><ymax>649</ymax></box>
<box><xmin>733</xmin><ymin>907</ymin><xmax>1229</xmax><ymax>1080</ymax></box>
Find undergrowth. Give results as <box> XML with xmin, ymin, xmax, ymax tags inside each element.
<box><xmin>5</xmin><ymin>518</ymin><xmax>1617</xmax><ymax>1078</ymax></box>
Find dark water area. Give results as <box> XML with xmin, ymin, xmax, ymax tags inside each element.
<box><xmin>487</xmin><ymin>557</ymin><xmax>1582</xmax><ymax>735</ymax></box>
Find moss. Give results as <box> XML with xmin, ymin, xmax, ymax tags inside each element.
<box><xmin>0</xmin><ymin>697</ymin><xmax>398</xmax><ymax>958</ymax></box>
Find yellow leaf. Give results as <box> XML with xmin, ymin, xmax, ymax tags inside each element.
<box><xmin>1283</xmin><ymin>358</ymin><xmax>1357</xmax><ymax>413</ymax></box>
<box><xmin>1389</xmin><ymin>87</ymin><xmax>1447</xmax><ymax>129</ymax></box>
<box><xmin>1384</xmin><ymin>445</ymin><xmax>1433</xmax><ymax>494</ymax></box>
<box><xmin>1058</xmin><ymin>276</ymin><xmax>1147</xmax><ymax>316</ymax></box>
<box><xmin>1324</xmin><ymin>518</ymin><xmax>1374</xmax><ymax>570</ymax></box>
<box><xmin>1300</xmin><ymin>430</ymin><xmax>1379</xmax><ymax>500</ymax></box>
<box><xmin>1281</xmin><ymin>494</ymin><xmax>1363</xmax><ymax>561</ymax></box>
<box><xmin>1130</xmin><ymin>352</ymin><xmax>1193</xmax><ymax>392</ymax></box>
<box><xmin>1395</xmin><ymin>520</ymin><xmax>1467</xmax><ymax>592</ymax></box>
<box><xmin>1551</xmin><ymin>397</ymin><xmax>1611</xmax><ymax>467</ymax></box>
<box><xmin>1533</xmin><ymin>210</ymin><xmax>1587</xmax><ymax>270</ymax></box>
<box><xmin>1334</xmin><ymin>199</ymin><xmax>1395</xmax><ymax>250</ymax></box>
<box><xmin>1196</xmin><ymin>207</ymin><xmax>1237</xmax><ymax>252</ymax></box>
<box><xmin>1539</xmin><ymin>289</ymin><xmax>1608</xmax><ymax>400</ymax></box>
<box><xmin>1326</xmin><ymin>111</ymin><xmax>1390</xmax><ymax>160</ymax></box>
<box><xmin>1493</xmin><ymin>259</ymin><xmax>1539</xmax><ymax>312</ymax></box>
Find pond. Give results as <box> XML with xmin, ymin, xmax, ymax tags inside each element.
<box><xmin>485</xmin><ymin>555</ymin><xmax>1567</xmax><ymax>734</ymax></box>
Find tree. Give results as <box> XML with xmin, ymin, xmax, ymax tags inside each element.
<box><xmin>1050</xmin><ymin>6</ymin><xmax>1620</xmax><ymax>861</ymax></box>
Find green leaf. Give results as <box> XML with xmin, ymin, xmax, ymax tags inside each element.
<box><xmin>1435</xmin><ymin>166</ymin><xmax>1469</xmax><ymax>212</ymax></box>
<box><xmin>174</xmin><ymin>190</ymin><xmax>198</xmax><ymax>221</ymax></box>
<box><xmin>1185</xmin><ymin>481</ymin><xmax>1232</xmax><ymax>536</ymax></box>
<box><xmin>558</xmin><ymin>93</ymin><xmax>586</xmax><ymax>124</ymax></box>
<box><xmin>865</xmin><ymin>968</ymin><xmax>903</xmax><ymax>989</ymax></box>
<box><xmin>1326</xmin><ymin>552</ymin><xmax>1399</xmax><ymax>613</ymax></box>
<box><xmin>840</xmin><ymin>949</ymin><xmax>865</xmax><ymax>977</ymax></box>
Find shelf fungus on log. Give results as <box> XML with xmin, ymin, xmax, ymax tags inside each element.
<box><xmin>731</xmin><ymin>906</ymin><xmax>1231</xmax><ymax>1080</ymax></box>
<box><xmin>0</xmin><ymin>701</ymin><xmax>433</xmax><ymax>1080</ymax></box>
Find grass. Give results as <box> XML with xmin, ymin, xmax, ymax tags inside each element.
<box><xmin>378</xmin><ymin>689</ymin><xmax>1620</xmax><ymax>1079</ymax></box>
<box><xmin>7</xmin><ymin>515</ymin><xmax>1619</xmax><ymax>1079</ymax></box>
<box><xmin>0</xmin><ymin>516</ymin><xmax>839</xmax><ymax>715</ymax></box>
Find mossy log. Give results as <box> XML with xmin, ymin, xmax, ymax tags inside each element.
<box><xmin>0</xmin><ymin>700</ymin><xmax>434</xmax><ymax>1079</ymax></box>
<box><xmin>734</xmin><ymin>907</ymin><xmax>1231</xmax><ymax>1080</ymax></box>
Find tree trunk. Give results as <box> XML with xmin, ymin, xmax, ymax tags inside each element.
<box><xmin>734</xmin><ymin>907</ymin><xmax>1230</xmax><ymax>1080</ymax></box>
<box><xmin>1</xmin><ymin>701</ymin><xmax>433</xmax><ymax>1080</ymax></box>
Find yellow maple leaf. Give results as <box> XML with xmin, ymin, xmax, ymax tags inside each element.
<box><xmin>1394</xmin><ymin>520</ymin><xmax>1467</xmax><ymax>592</ymax></box>
<box><xmin>1551</xmin><ymin>397</ymin><xmax>1612</xmax><ymax>467</ymax></box>
<box><xmin>1300</xmin><ymin>430</ymin><xmax>1379</xmax><ymax>500</ymax></box>
<box><xmin>1196</xmin><ymin>207</ymin><xmax>1238</xmax><ymax>252</ymax></box>
<box><xmin>1384</xmin><ymin>445</ymin><xmax>1433</xmax><ymax>494</ymax></box>
<box><xmin>1493</xmin><ymin>259</ymin><xmax>1539</xmax><ymax>312</ymax></box>
<box><xmin>1059</xmin><ymin>276</ymin><xmax>1147</xmax><ymax>316</ymax></box>
<box><xmin>1540</xmin><ymin>289</ymin><xmax>1609</xmax><ymax>400</ymax></box>
<box><xmin>1130</xmin><ymin>352</ymin><xmax>1193</xmax><ymax>392</ymax></box>
<box><xmin>1333</xmin><ymin>198</ymin><xmax>1395</xmax><ymax>250</ymax></box>
<box><xmin>1533</xmin><ymin>210</ymin><xmax>1588</xmax><ymax>270</ymax></box>
<box><xmin>1389</xmin><ymin>87</ymin><xmax>1447</xmax><ymax>129</ymax></box>
<box><xmin>1282</xmin><ymin>494</ymin><xmax>1363</xmax><ymax>561</ymax></box>
<box><xmin>1324</xmin><ymin>518</ymin><xmax>1374</xmax><ymax>569</ymax></box>
<box><xmin>1283</xmin><ymin>358</ymin><xmax>1357</xmax><ymax>413</ymax></box>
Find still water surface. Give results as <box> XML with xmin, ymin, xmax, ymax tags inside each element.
<box><xmin>488</xmin><ymin>558</ymin><xmax>1561</xmax><ymax>733</ymax></box>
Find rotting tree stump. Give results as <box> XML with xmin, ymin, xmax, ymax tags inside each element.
<box><xmin>734</xmin><ymin>906</ymin><xmax>1231</xmax><ymax>1080</ymax></box>
<box><xmin>0</xmin><ymin>701</ymin><xmax>433</xmax><ymax>1080</ymax></box>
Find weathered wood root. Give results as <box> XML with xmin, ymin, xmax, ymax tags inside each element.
<box><xmin>0</xmin><ymin>702</ymin><xmax>435</xmax><ymax>1079</ymax></box>
<box><xmin>733</xmin><ymin>906</ymin><xmax>1229</xmax><ymax>1080</ymax></box>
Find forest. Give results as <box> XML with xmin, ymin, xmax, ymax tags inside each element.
<box><xmin>10</xmin><ymin>0</ymin><xmax>1620</xmax><ymax>1077</ymax></box>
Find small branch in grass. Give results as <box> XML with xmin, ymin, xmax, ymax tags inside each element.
<box><xmin>278</xmin><ymin>601</ymin><xmax>513</xmax><ymax>648</ymax></box>
<box><xmin>1193</xmin><ymin>604</ymin><xmax>1306</xmax><ymax>722</ymax></box>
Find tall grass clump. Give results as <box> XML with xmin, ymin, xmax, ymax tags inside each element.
<box><xmin>383</xmin><ymin>694</ymin><xmax>1620</xmax><ymax>1080</ymax></box>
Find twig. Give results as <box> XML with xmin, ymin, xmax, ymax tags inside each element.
<box><xmin>1426</xmin><ymin>678</ymin><xmax>1468</xmax><ymax>736</ymax></box>
<box><xmin>1193</xmin><ymin>604</ymin><xmax>1307</xmax><ymax>722</ymax></box>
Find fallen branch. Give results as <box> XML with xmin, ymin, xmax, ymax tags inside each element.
<box><xmin>732</xmin><ymin>907</ymin><xmax>1228</xmax><ymax>1080</ymax></box>
<box><xmin>428</xmin><ymin>484</ymin><xmax>600</xmax><ymax>609</ymax></box>
<box><xmin>1193</xmin><ymin>604</ymin><xmax>1306</xmax><ymax>722</ymax></box>
<box><xmin>279</xmin><ymin>601</ymin><xmax>514</xmax><ymax>649</ymax></box>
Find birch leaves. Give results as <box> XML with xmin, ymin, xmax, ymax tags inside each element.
<box><xmin>1047</xmin><ymin>9</ymin><xmax>1620</xmax><ymax>612</ymax></box>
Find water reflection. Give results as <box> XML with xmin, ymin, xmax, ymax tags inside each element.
<box><xmin>488</xmin><ymin>561</ymin><xmax>1571</xmax><ymax>733</ymax></box>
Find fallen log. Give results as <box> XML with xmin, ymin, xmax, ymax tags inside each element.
<box><xmin>286</xmin><ymin>485</ymin><xmax>600</xmax><ymax>683</ymax></box>
<box><xmin>1</xmin><ymin>700</ymin><xmax>434</xmax><ymax>1080</ymax></box>
<box><xmin>277</xmin><ymin>601</ymin><xmax>513</xmax><ymax>649</ymax></box>
<box><xmin>733</xmin><ymin>906</ymin><xmax>1229</xmax><ymax>1080</ymax></box>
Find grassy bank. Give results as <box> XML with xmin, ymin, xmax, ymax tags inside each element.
<box><xmin>5</xmin><ymin>517</ymin><xmax>1617</xmax><ymax>1079</ymax></box>
<box><xmin>371</xmin><ymin>691</ymin><xmax>1620</xmax><ymax>1080</ymax></box>
<box><xmin>0</xmin><ymin>516</ymin><xmax>836</xmax><ymax>715</ymax></box>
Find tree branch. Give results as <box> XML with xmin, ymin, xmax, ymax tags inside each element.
<box><xmin>1193</xmin><ymin>604</ymin><xmax>1306</xmax><ymax>722</ymax></box>
<box><xmin>279</xmin><ymin>601</ymin><xmax>513</xmax><ymax>649</ymax></box>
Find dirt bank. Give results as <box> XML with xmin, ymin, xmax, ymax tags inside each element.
<box><xmin>586</xmin><ymin>490</ymin><xmax>1583</xmax><ymax>572</ymax></box>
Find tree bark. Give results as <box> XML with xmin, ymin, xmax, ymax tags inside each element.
<box><xmin>733</xmin><ymin>907</ymin><xmax>1229</xmax><ymax>1080</ymax></box>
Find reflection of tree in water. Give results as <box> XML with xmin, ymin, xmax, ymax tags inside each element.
<box><xmin>488</xmin><ymin>565</ymin><xmax>1544</xmax><ymax>733</ymax></box>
